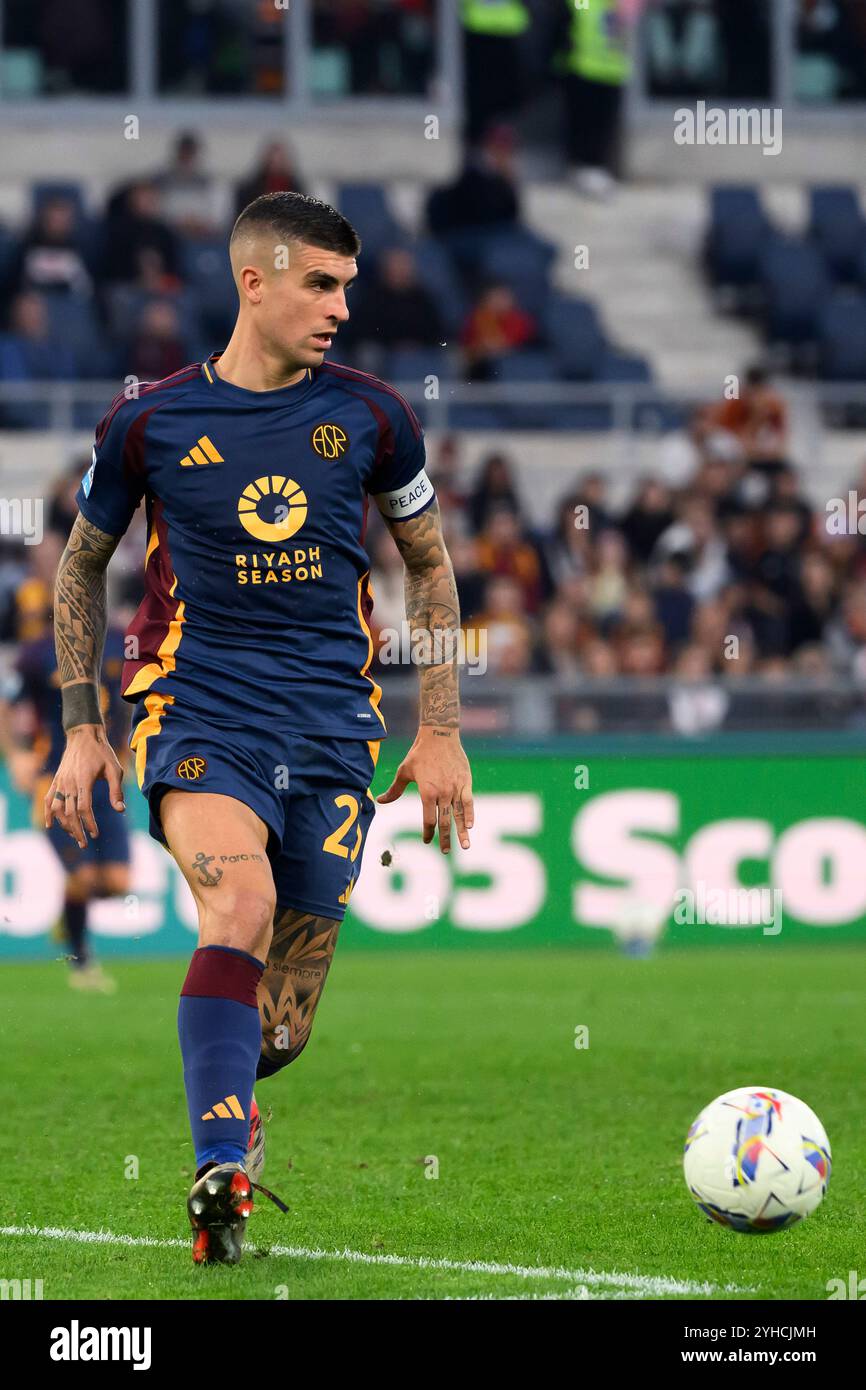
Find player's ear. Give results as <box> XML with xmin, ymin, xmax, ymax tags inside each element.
<box><xmin>239</xmin><ymin>264</ymin><xmax>264</xmax><ymax>304</ymax></box>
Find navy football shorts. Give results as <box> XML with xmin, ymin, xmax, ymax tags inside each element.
<box><xmin>128</xmin><ymin>695</ymin><xmax>379</xmax><ymax>919</ymax></box>
<box><xmin>44</xmin><ymin>775</ymin><xmax>131</xmax><ymax>870</ymax></box>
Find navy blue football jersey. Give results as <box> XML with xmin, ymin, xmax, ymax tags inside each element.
<box><xmin>75</xmin><ymin>355</ymin><xmax>435</xmax><ymax>737</ymax></box>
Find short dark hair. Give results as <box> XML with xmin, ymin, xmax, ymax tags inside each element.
<box><xmin>230</xmin><ymin>191</ymin><xmax>361</xmax><ymax>258</ymax></box>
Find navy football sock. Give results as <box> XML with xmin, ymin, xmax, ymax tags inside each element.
<box><xmin>64</xmin><ymin>897</ymin><xmax>88</xmax><ymax>966</ymax></box>
<box><xmin>178</xmin><ymin>945</ymin><xmax>264</xmax><ymax>1172</ymax></box>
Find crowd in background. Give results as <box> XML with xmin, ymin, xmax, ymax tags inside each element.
<box><xmin>4</xmin><ymin>378</ymin><xmax>866</xmax><ymax>705</ymax></box>
<box><xmin>0</xmin><ymin>123</ymin><xmax>573</xmax><ymax>421</ymax></box>
<box><xmin>366</xmin><ymin>401</ymin><xmax>866</xmax><ymax>690</ymax></box>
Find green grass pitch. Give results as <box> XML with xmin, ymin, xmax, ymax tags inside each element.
<box><xmin>0</xmin><ymin>946</ymin><xmax>862</xmax><ymax>1300</ymax></box>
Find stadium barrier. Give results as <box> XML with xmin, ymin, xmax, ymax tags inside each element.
<box><xmin>1</xmin><ymin>734</ymin><xmax>865</xmax><ymax>958</ymax></box>
<box><xmin>3</xmin><ymin>378</ymin><xmax>866</xmax><ymax>433</ymax></box>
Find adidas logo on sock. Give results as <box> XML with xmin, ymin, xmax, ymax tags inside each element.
<box><xmin>202</xmin><ymin>1094</ymin><xmax>245</xmax><ymax>1121</ymax></box>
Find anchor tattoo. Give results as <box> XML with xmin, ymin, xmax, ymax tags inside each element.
<box><xmin>191</xmin><ymin>851</ymin><xmax>223</xmax><ymax>888</ymax></box>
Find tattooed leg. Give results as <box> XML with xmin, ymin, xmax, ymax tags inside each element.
<box><xmin>257</xmin><ymin>907</ymin><xmax>341</xmax><ymax>1077</ymax></box>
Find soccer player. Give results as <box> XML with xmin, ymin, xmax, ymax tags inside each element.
<box><xmin>0</xmin><ymin>610</ymin><xmax>129</xmax><ymax>992</ymax></box>
<box><xmin>45</xmin><ymin>192</ymin><xmax>473</xmax><ymax>1265</ymax></box>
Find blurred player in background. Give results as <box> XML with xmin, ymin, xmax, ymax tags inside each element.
<box><xmin>0</xmin><ymin>597</ymin><xmax>130</xmax><ymax>992</ymax></box>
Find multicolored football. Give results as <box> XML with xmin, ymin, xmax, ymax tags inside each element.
<box><xmin>683</xmin><ymin>1086</ymin><xmax>831</xmax><ymax>1233</ymax></box>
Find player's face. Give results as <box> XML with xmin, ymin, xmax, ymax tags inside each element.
<box><xmin>263</xmin><ymin>242</ymin><xmax>357</xmax><ymax>366</ymax></box>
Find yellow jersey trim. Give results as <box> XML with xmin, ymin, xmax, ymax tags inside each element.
<box><xmin>129</xmin><ymin>691</ymin><xmax>176</xmax><ymax>790</ymax></box>
<box><xmin>357</xmin><ymin>573</ymin><xmax>384</xmax><ymax>731</ymax></box>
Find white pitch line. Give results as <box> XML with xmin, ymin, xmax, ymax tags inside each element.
<box><xmin>0</xmin><ymin>1224</ymin><xmax>751</xmax><ymax>1298</ymax></box>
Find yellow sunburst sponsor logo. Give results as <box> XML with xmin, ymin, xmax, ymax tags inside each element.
<box><xmin>237</xmin><ymin>475</ymin><xmax>308</xmax><ymax>543</ymax></box>
<box><xmin>311</xmin><ymin>422</ymin><xmax>348</xmax><ymax>459</ymax></box>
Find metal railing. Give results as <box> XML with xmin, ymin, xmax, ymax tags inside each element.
<box><xmin>378</xmin><ymin>672</ymin><xmax>866</xmax><ymax>738</ymax></box>
<box><xmin>1</xmin><ymin>378</ymin><xmax>865</xmax><ymax>462</ymax></box>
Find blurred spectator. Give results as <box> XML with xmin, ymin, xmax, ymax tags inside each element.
<box><xmin>156</xmin><ymin>131</ymin><xmax>222</xmax><ymax>238</ymax></box>
<box><xmin>345</xmin><ymin>247</ymin><xmax>444</xmax><ymax>351</ymax></box>
<box><xmin>100</xmin><ymin>182</ymin><xmax>180</xmax><ymax>286</ymax></box>
<box><xmin>12</xmin><ymin>197</ymin><xmax>91</xmax><ymax>297</ymax></box>
<box><xmin>668</xmin><ymin>644</ymin><xmax>730</xmax><ymax>736</ymax></box>
<box><xmin>751</xmin><ymin>504</ymin><xmax>806</xmax><ymax>608</ymax></box>
<box><xmin>13</xmin><ymin>533</ymin><xmax>63</xmax><ymax>642</ymax></box>
<box><xmin>0</xmin><ymin>539</ymin><xmax>29</xmax><ymax>642</ymax></box>
<box><xmin>129</xmin><ymin>301</ymin><xmax>188</xmax><ymax>382</ymax></box>
<box><xmin>460</xmin><ymin>284</ymin><xmax>538</xmax><ymax>381</ymax></box>
<box><xmin>828</xmin><ymin>579</ymin><xmax>866</xmax><ymax>680</ymax></box>
<box><xmin>0</xmin><ymin>293</ymin><xmax>76</xmax><ymax>425</ymax></box>
<box><xmin>426</xmin><ymin>125</ymin><xmax>520</xmax><ymax>238</ymax></box>
<box><xmin>788</xmin><ymin>551</ymin><xmax>838</xmax><ymax>652</ymax></box>
<box><xmin>235</xmin><ymin>140</ymin><xmax>306</xmax><ymax>218</ymax></box>
<box><xmin>449</xmin><ymin>533</ymin><xmax>486</xmax><ymax>624</ymax></box>
<box><xmin>468</xmin><ymin>452</ymin><xmax>522</xmax><ymax>532</ymax></box>
<box><xmin>471</xmin><ymin>575</ymin><xmax>533</xmax><ymax>675</ymax></box>
<box><xmin>459</xmin><ymin>0</ymin><xmax>530</xmax><ymax>145</ymax></box>
<box><xmin>653</xmin><ymin>554</ymin><xmax>695</xmax><ymax>650</ymax></box>
<box><xmin>428</xmin><ymin>436</ymin><xmax>467</xmax><ymax>513</ymax></box>
<box><xmin>653</xmin><ymin>495</ymin><xmax>730</xmax><ymax>600</ymax></box>
<box><xmin>581</xmin><ymin>637</ymin><xmax>619</xmax><ymax>678</ymax></box>
<box><xmin>545</xmin><ymin>492</ymin><xmax>593</xmax><ymax>585</ymax></box>
<box><xmin>621</xmin><ymin>478</ymin><xmax>674</xmax><ymax>563</ymax></box>
<box><xmin>586</xmin><ymin>529</ymin><xmax>630</xmax><ymax>626</ymax></box>
<box><xmin>704</xmin><ymin>365</ymin><xmax>789</xmax><ymax>463</ymax></box>
<box><xmin>535</xmin><ymin>596</ymin><xmax>585</xmax><ymax>677</ymax></box>
<box><xmin>476</xmin><ymin>507</ymin><xmax>544</xmax><ymax>612</ymax></box>
<box><xmin>610</xmin><ymin>587</ymin><xmax>667</xmax><ymax>674</ymax></box>
<box><xmin>551</xmin><ymin>0</ymin><xmax>634</xmax><ymax>197</ymax></box>
<box><xmin>47</xmin><ymin>460</ymin><xmax>91</xmax><ymax>539</ymax></box>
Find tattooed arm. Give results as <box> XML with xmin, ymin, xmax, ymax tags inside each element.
<box><xmin>377</xmin><ymin>501</ymin><xmax>474</xmax><ymax>853</ymax></box>
<box><xmin>45</xmin><ymin>513</ymin><xmax>127</xmax><ymax>846</ymax></box>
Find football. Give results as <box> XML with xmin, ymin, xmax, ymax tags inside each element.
<box><xmin>683</xmin><ymin>1086</ymin><xmax>831</xmax><ymax>1234</ymax></box>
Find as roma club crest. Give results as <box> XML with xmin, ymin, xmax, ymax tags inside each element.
<box><xmin>311</xmin><ymin>422</ymin><xmax>348</xmax><ymax>460</ymax></box>
<box><xmin>176</xmin><ymin>755</ymin><xmax>208</xmax><ymax>780</ymax></box>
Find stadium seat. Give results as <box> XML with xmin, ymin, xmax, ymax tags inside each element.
<box><xmin>706</xmin><ymin>186</ymin><xmax>771</xmax><ymax>286</ymax></box>
<box><xmin>445</xmin><ymin>402</ymin><xmax>508</xmax><ymax>429</ymax></box>
<box><xmin>478</xmin><ymin>229</ymin><xmax>556</xmax><ymax>313</ymax></box>
<box><xmin>336</xmin><ymin>183</ymin><xmax>407</xmax><ymax>260</ymax></box>
<box><xmin>411</xmin><ymin>238</ymin><xmax>468</xmax><ymax>335</ymax></box>
<box><xmin>382</xmin><ymin>346</ymin><xmax>455</xmax><ymax>386</ymax></box>
<box><xmin>544</xmin><ymin>297</ymin><xmax>606</xmax><ymax>380</ymax></box>
<box><xmin>809</xmin><ymin>186</ymin><xmax>865</xmax><ymax>283</ymax></box>
<box><xmin>759</xmin><ymin>236</ymin><xmax>830</xmax><ymax>344</ymax></box>
<box><xmin>488</xmin><ymin>350</ymin><xmax>564</xmax><ymax>429</ymax></box>
<box><xmin>43</xmin><ymin>292</ymin><xmax>115</xmax><ymax>378</ymax></box>
<box><xmin>594</xmin><ymin>351</ymin><xmax>653</xmax><ymax>383</ymax></box>
<box><xmin>437</xmin><ymin>223</ymin><xmax>555</xmax><ymax>297</ymax></box>
<box><xmin>818</xmin><ymin>294</ymin><xmax>866</xmax><ymax>380</ymax></box>
<box><xmin>179</xmin><ymin>235</ymin><xmax>237</xmax><ymax>340</ymax></box>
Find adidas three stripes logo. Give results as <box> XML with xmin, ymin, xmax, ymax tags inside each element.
<box><xmin>201</xmin><ymin>1094</ymin><xmax>245</xmax><ymax>1121</ymax></box>
<box><xmin>180</xmin><ymin>435</ymin><xmax>224</xmax><ymax>467</ymax></box>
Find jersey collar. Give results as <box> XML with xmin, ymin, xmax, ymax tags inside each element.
<box><xmin>201</xmin><ymin>351</ymin><xmax>317</xmax><ymax>403</ymax></box>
